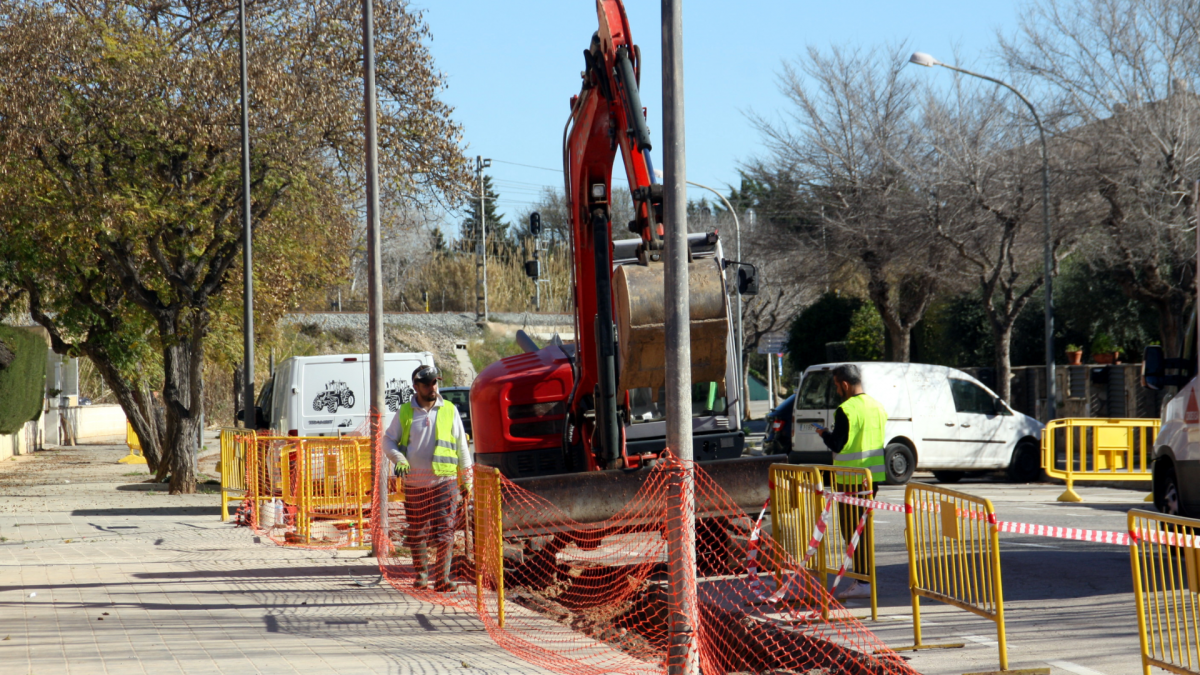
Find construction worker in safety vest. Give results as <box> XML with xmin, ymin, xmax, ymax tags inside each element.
<box><xmin>815</xmin><ymin>363</ymin><xmax>886</xmax><ymax>600</ymax></box>
<box><xmin>383</xmin><ymin>365</ymin><xmax>472</xmax><ymax>592</ymax></box>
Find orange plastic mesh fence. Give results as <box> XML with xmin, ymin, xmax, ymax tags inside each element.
<box><xmin>241</xmin><ymin>435</ymin><xmax>399</xmax><ymax>549</ymax></box>
<box><xmin>377</xmin><ymin>457</ymin><xmax>916</xmax><ymax>675</ymax></box>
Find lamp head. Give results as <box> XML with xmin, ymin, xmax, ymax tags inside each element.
<box><xmin>909</xmin><ymin>52</ymin><xmax>941</xmax><ymax>68</ymax></box>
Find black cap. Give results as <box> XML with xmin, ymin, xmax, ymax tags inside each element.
<box><xmin>412</xmin><ymin>365</ymin><xmax>442</xmax><ymax>384</ymax></box>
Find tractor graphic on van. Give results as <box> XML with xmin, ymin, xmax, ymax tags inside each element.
<box><xmin>312</xmin><ymin>381</ymin><xmax>356</xmax><ymax>413</ymax></box>
<box><xmin>385</xmin><ymin>378</ymin><xmax>414</xmax><ymax>412</ymax></box>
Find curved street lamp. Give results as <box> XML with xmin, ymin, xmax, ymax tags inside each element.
<box><xmin>910</xmin><ymin>52</ymin><xmax>1057</xmax><ymax>423</ymax></box>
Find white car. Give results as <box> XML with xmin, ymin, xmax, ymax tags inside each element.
<box><xmin>789</xmin><ymin>362</ymin><xmax>1045</xmax><ymax>484</ymax></box>
<box><xmin>1149</xmin><ymin>377</ymin><xmax>1199</xmax><ymax>516</ymax></box>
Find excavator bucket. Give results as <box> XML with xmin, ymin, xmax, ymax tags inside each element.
<box><xmin>612</xmin><ymin>257</ymin><xmax>729</xmax><ymax>398</ymax></box>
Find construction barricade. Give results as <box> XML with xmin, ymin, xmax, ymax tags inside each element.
<box><xmin>377</xmin><ymin>457</ymin><xmax>915</xmax><ymax>675</ymax></box>
<box><xmin>1129</xmin><ymin>508</ymin><xmax>1200</xmax><ymax>675</ymax></box>
<box><xmin>242</xmin><ymin>434</ymin><xmax>386</xmax><ymax>548</ymax></box>
<box><xmin>902</xmin><ymin>481</ymin><xmax>1048</xmax><ymax>674</ymax></box>
<box><xmin>474</xmin><ymin>466</ymin><xmax>504</xmax><ymax>628</ymax></box>
<box><xmin>218</xmin><ymin>428</ymin><xmax>254</xmax><ymax>521</ymax></box>
<box><xmin>119</xmin><ymin>421</ymin><xmax>148</xmax><ymax>465</ymax></box>
<box><xmin>1043</xmin><ymin>417</ymin><xmax>1160</xmax><ymax>502</ymax></box>
<box><xmin>769</xmin><ymin>463</ymin><xmax>878</xmax><ymax>620</ymax></box>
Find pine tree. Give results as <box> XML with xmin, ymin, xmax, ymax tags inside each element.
<box><xmin>461</xmin><ymin>174</ymin><xmax>508</xmax><ymax>247</ymax></box>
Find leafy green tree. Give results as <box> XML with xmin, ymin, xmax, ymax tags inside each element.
<box><xmin>786</xmin><ymin>292</ymin><xmax>863</xmax><ymax>372</ymax></box>
<box><xmin>846</xmin><ymin>304</ymin><xmax>885</xmax><ymax>361</ymax></box>
<box><xmin>0</xmin><ymin>0</ymin><xmax>468</xmax><ymax>493</ymax></box>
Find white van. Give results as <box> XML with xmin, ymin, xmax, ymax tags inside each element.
<box><xmin>258</xmin><ymin>352</ymin><xmax>435</xmax><ymax>437</ymax></box>
<box><xmin>789</xmin><ymin>362</ymin><xmax>1044</xmax><ymax>484</ymax></box>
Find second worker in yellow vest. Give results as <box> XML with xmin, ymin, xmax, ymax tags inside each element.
<box><xmin>384</xmin><ymin>365</ymin><xmax>472</xmax><ymax>592</ymax></box>
<box><xmin>816</xmin><ymin>363</ymin><xmax>887</xmax><ymax>601</ymax></box>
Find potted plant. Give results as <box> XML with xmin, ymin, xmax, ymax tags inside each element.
<box><xmin>1090</xmin><ymin>333</ymin><xmax>1121</xmax><ymax>365</ymax></box>
<box><xmin>1065</xmin><ymin>344</ymin><xmax>1083</xmax><ymax>365</ymax></box>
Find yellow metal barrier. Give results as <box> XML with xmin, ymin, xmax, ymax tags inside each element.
<box><xmin>218</xmin><ymin>428</ymin><xmax>254</xmax><ymax>521</ymax></box>
<box><xmin>901</xmin><ymin>482</ymin><xmax>1047</xmax><ymax>674</ymax></box>
<box><xmin>1042</xmin><ymin>418</ymin><xmax>1160</xmax><ymax>503</ymax></box>
<box><xmin>118</xmin><ymin>422</ymin><xmax>148</xmax><ymax>465</ymax></box>
<box><xmin>1129</xmin><ymin>508</ymin><xmax>1200</xmax><ymax>675</ymax></box>
<box><xmin>475</xmin><ymin>466</ymin><xmax>505</xmax><ymax>628</ymax></box>
<box><xmin>768</xmin><ymin>464</ymin><xmax>878</xmax><ymax>620</ymax></box>
<box><xmin>295</xmin><ymin>438</ymin><xmax>372</xmax><ymax>546</ymax></box>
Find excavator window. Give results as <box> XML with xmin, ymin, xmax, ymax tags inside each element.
<box><xmin>628</xmin><ymin>382</ymin><xmax>727</xmax><ymax>423</ymax></box>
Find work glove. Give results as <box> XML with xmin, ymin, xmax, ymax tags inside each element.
<box><xmin>393</xmin><ymin>462</ymin><xmax>409</xmax><ymax>478</ymax></box>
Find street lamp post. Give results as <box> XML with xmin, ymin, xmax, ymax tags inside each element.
<box><xmin>910</xmin><ymin>52</ymin><xmax>1056</xmax><ymax>422</ymax></box>
<box><xmin>685</xmin><ymin>180</ymin><xmax>744</xmax><ymax>418</ymax></box>
<box><xmin>476</xmin><ymin>156</ymin><xmax>492</xmax><ymax>323</ymax></box>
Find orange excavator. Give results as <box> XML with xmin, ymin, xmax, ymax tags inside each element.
<box><xmin>470</xmin><ymin>0</ymin><xmax>766</xmax><ymax>521</ymax></box>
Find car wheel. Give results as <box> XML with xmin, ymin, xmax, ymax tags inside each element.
<box><xmin>1005</xmin><ymin>439</ymin><xmax>1042</xmax><ymax>483</ymax></box>
<box><xmin>884</xmin><ymin>443</ymin><xmax>915</xmax><ymax>485</ymax></box>
<box><xmin>1155</xmin><ymin>459</ymin><xmax>1185</xmax><ymax>517</ymax></box>
<box><xmin>932</xmin><ymin>471</ymin><xmax>965</xmax><ymax>484</ymax></box>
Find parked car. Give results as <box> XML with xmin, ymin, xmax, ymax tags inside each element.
<box><xmin>439</xmin><ymin>386</ymin><xmax>472</xmax><ymax>438</ymax></box>
<box><xmin>762</xmin><ymin>394</ymin><xmax>795</xmax><ymax>455</ymax></box>
<box><xmin>789</xmin><ymin>362</ymin><xmax>1045</xmax><ymax>485</ymax></box>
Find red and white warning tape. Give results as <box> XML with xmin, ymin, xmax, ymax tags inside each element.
<box><xmin>829</xmin><ymin>508</ymin><xmax>870</xmax><ymax>592</ymax></box>
<box><xmin>745</xmin><ymin>495</ymin><xmax>834</xmax><ymax>603</ymax></box>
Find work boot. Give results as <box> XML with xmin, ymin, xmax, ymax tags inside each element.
<box><xmin>410</xmin><ymin>544</ymin><xmax>429</xmax><ymax>590</ymax></box>
<box><xmin>434</xmin><ymin>542</ymin><xmax>458</xmax><ymax>592</ymax></box>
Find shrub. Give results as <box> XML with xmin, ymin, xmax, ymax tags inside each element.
<box><xmin>0</xmin><ymin>326</ymin><xmax>48</xmax><ymax>435</ymax></box>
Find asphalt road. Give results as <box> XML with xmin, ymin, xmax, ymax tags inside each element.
<box><xmin>781</xmin><ymin>474</ymin><xmax>1150</xmax><ymax>675</ymax></box>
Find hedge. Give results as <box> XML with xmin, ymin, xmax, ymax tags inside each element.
<box><xmin>0</xmin><ymin>326</ymin><xmax>47</xmax><ymax>435</ymax></box>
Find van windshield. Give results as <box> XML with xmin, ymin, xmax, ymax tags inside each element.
<box><xmin>797</xmin><ymin>371</ymin><xmax>834</xmax><ymax>410</ymax></box>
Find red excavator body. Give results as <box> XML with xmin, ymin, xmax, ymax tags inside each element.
<box><xmin>472</xmin><ymin>0</ymin><xmax>745</xmax><ymax>480</ymax></box>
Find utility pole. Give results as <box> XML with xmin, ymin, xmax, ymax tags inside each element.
<box><xmin>662</xmin><ymin>1</ymin><xmax>697</xmax><ymax>673</ymax></box>
<box><xmin>238</xmin><ymin>0</ymin><xmax>255</xmax><ymax>433</ymax></box>
<box><xmin>475</xmin><ymin>156</ymin><xmax>491</xmax><ymax>322</ymax></box>
<box><xmin>362</xmin><ymin>0</ymin><xmax>387</xmax><ymax>556</ymax></box>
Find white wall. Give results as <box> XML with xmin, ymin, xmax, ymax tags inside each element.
<box><xmin>71</xmin><ymin>404</ymin><xmax>127</xmax><ymax>444</ymax></box>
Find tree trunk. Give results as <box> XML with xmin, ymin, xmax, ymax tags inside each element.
<box><xmin>160</xmin><ymin>312</ymin><xmax>207</xmax><ymax>495</ymax></box>
<box><xmin>886</xmin><ymin>324</ymin><xmax>912</xmax><ymax>363</ymax></box>
<box><xmin>89</xmin><ymin>355</ymin><xmax>163</xmax><ymax>473</ymax></box>
<box><xmin>993</xmin><ymin>325</ymin><xmax>1014</xmax><ymax>403</ymax></box>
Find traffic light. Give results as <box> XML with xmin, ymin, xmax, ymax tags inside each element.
<box><xmin>529</xmin><ymin>212</ymin><xmax>542</xmax><ymax>237</ymax></box>
<box><xmin>524</xmin><ymin>260</ymin><xmax>540</xmax><ymax>279</ymax></box>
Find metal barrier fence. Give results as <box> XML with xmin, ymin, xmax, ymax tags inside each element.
<box><xmin>1042</xmin><ymin>418</ymin><xmax>1159</xmax><ymax>503</ymax></box>
<box><xmin>1129</xmin><ymin>509</ymin><xmax>1200</xmax><ymax>675</ymax></box>
<box><xmin>240</xmin><ymin>434</ymin><xmax>385</xmax><ymax>548</ymax></box>
<box><xmin>219</xmin><ymin>428</ymin><xmax>254</xmax><ymax>521</ymax></box>
<box><xmin>901</xmin><ymin>482</ymin><xmax>1036</xmax><ymax>673</ymax></box>
<box><xmin>768</xmin><ymin>464</ymin><xmax>878</xmax><ymax>620</ymax></box>
<box><xmin>474</xmin><ymin>466</ymin><xmax>504</xmax><ymax>628</ymax></box>
<box><xmin>119</xmin><ymin>422</ymin><xmax>147</xmax><ymax>465</ymax></box>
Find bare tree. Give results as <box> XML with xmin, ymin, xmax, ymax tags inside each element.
<box><xmin>1003</xmin><ymin>0</ymin><xmax>1200</xmax><ymax>357</ymax></box>
<box><xmin>750</xmin><ymin>45</ymin><xmax>950</xmax><ymax>361</ymax></box>
<box><xmin>922</xmin><ymin>82</ymin><xmax>1082</xmax><ymax>400</ymax></box>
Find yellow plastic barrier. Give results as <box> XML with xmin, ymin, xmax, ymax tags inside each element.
<box><xmin>118</xmin><ymin>422</ymin><xmax>148</xmax><ymax>465</ymax></box>
<box><xmin>474</xmin><ymin>466</ymin><xmax>505</xmax><ymax>628</ymax></box>
<box><xmin>900</xmin><ymin>482</ymin><xmax>1048</xmax><ymax>674</ymax></box>
<box><xmin>218</xmin><ymin>428</ymin><xmax>254</xmax><ymax>521</ymax></box>
<box><xmin>1042</xmin><ymin>418</ymin><xmax>1160</xmax><ymax>503</ymax></box>
<box><xmin>768</xmin><ymin>464</ymin><xmax>878</xmax><ymax>620</ymax></box>
<box><xmin>1129</xmin><ymin>508</ymin><xmax>1200</xmax><ymax>675</ymax></box>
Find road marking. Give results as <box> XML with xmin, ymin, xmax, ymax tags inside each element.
<box><xmin>1003</xmin><ymin>540</ymin><xmax>1060</xmax><ymax>547</ymax></box>
<box><xmin>963</xmin><ymin>634</ymin><xmax>998</xmax><ymax>646</ymax></box>
<box><xmin>1047</xmin><ymin>659</ymin><xmax>1107</xmax><ymax>675</ymax></box>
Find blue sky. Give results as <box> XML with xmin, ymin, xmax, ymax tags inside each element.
<box><xmin>412</xmin><ymin>1</ymin><xmax>1022</xmax><ymax>232</ymax></box>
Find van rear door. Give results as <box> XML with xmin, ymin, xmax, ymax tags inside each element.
<box><xmin>300</xmin><ymin>355</ymin><xmax>368</xmax><ymax>436</ymax></box>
